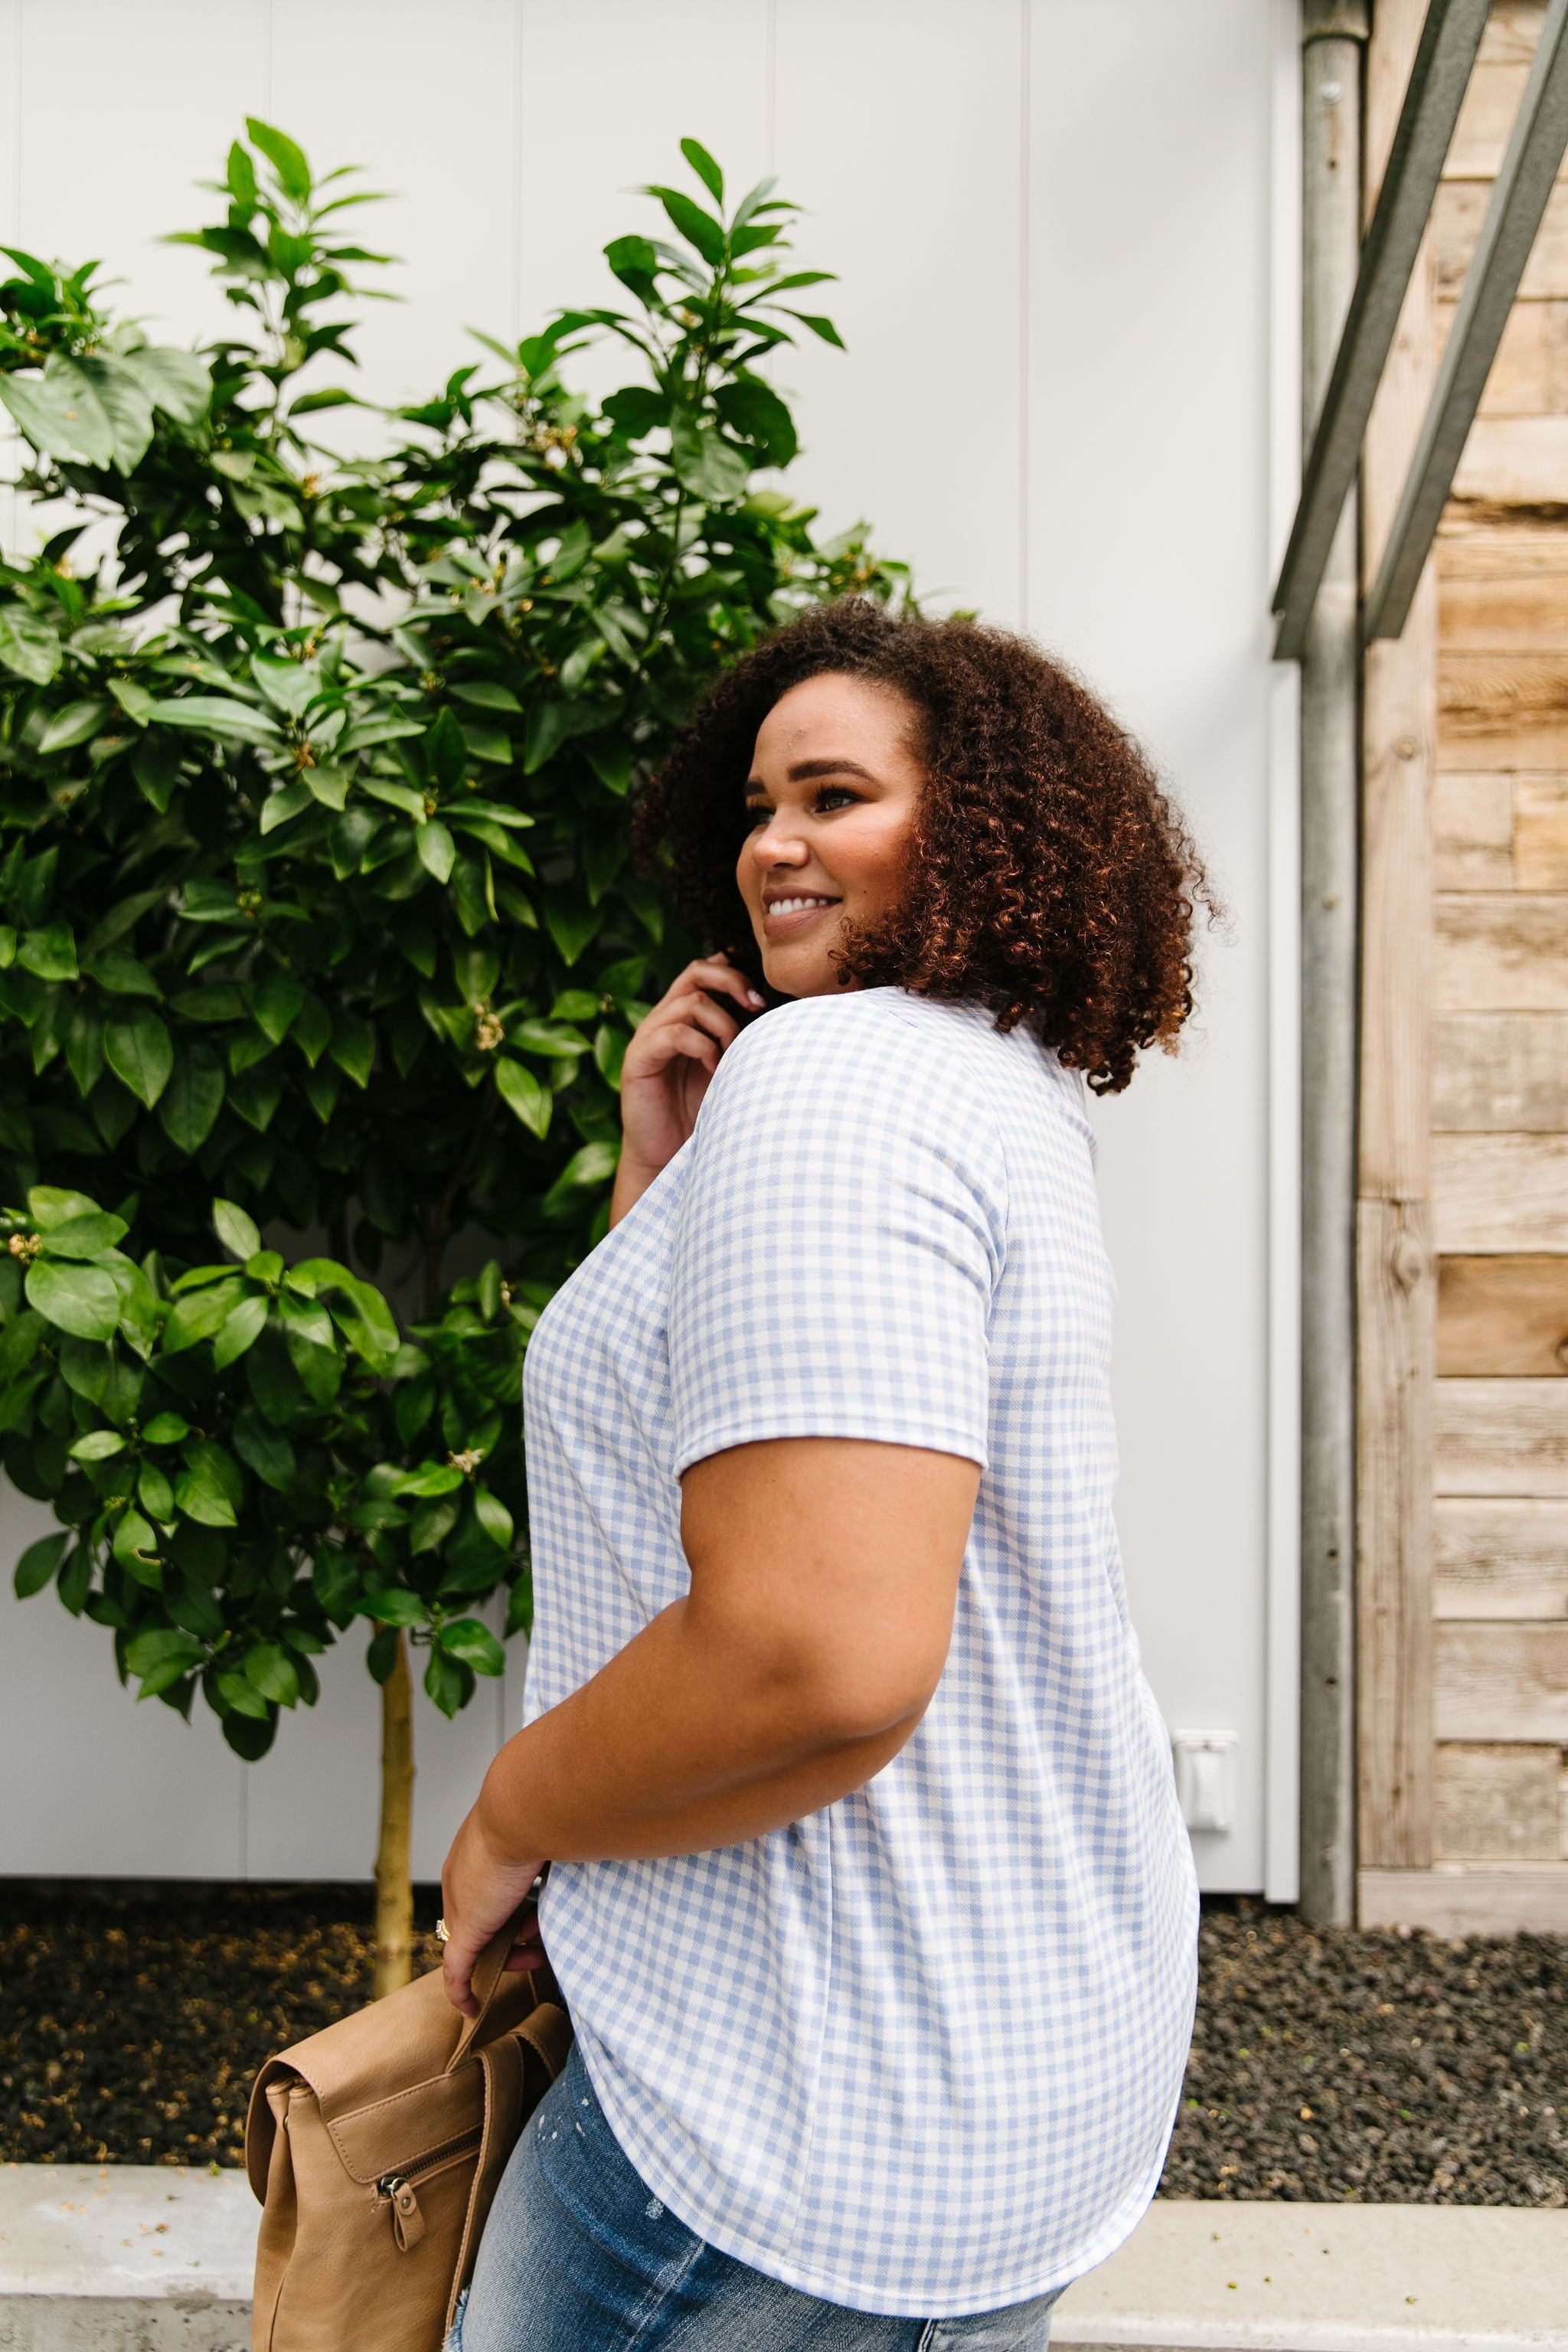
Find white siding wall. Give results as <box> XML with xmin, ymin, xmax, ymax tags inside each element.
<box><xmin>0</xmin><ymin>0</ymin><xmax>1298</xmax><ymax>1895</ymax></box>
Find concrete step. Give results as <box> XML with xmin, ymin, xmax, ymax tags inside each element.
<box><xmin>1</xmin><ymin>2166</ymin><xmax>1564</xmax><ymax>2351</ymax></box>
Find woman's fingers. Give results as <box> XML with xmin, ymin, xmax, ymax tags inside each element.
<box><xmin>667</xmin><ymin>956</ymin><xmax>764</xmax><ymax>1014</ymax></box>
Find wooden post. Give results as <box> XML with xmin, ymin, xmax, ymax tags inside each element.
<box><xmin>1357</xmin><ymin>0</ymin><xmax>1440</xmax><ymax>1888</ymax></box>
<box><xmin>374</xmin><ymin>1631</ymin><xmax>416</xmax><ymax>1998</ymax></box>
<box><xmin>1298</xmin><ymin>0</ymin><xmax>1370</xmax><ymax>1926</ymax></box>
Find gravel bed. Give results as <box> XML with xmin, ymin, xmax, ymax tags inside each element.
<box><xmin>1</xmin><ymin>1886</ymin><xmax>1563</xmax><ymax>2203</ymax></box>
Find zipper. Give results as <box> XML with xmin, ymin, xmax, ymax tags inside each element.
<box><xmin>377</xmin><ymin>2126</ymin><xmax>482</xmax><ymax>2251</ymax></box>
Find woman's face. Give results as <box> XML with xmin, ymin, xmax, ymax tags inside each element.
<box><xmin>737</xmin><ymin>671</ymin><xmax>926</xmax><ymax>998</ymax></box>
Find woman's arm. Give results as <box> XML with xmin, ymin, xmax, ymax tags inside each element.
<box><xmin>439</xmin><ymin>1434</ymin><xmax>978</xmax><ymax>2013</ymax></box>
<box><xmin>609</xmin><ymin>955</ymin><xmax>763</xmax><ymax>1226</ymax></box>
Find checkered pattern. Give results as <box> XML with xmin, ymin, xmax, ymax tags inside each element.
<box><xmin>522</xmin><ymin>990</ymin><xmax>1199</xmax><ymax>2319</ymax></box>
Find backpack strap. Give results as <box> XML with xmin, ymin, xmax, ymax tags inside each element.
<box><xmin>443</xmin><ymin>2003</ymin><xmax>572</xmax><ymax>2337</ymax></box>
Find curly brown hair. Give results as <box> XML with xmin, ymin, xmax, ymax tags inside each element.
<box><xmin>633</xmin><ymin>599</ymin><xmax>1214</xmax><ymax>1094</ymax></box>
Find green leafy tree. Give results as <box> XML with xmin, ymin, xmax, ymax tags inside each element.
<box><xmin>0</xmin><ymin>123</ymin><xmax>905</xmax><ymax>1984</ymax></box>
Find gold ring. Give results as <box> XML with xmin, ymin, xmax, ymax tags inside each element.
<box><xmin>435</xmin><ymin>1917</ymin><xmax>450</xmax><ymax>1944</ymax></box>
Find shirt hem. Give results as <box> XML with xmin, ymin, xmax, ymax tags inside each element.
<box><xmin>672</xmin><ymin>1412</ymin><xmax>989</xmax><ymax>1481</ymax></box>
<box><xmin>575</xmin><ymin>2023</ymin><xmax>1182</xmax><ymax>2321</ymax></box>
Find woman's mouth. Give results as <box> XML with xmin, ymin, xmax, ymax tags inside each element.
<box><xmin>763</xmin><ymin>893</ymin><xmax>841</xmax><ymax>929</ymax></box>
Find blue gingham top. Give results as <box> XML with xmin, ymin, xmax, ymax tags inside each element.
<box><xmin>522</xmin><ymin>988</ymin><xmax>1199</xmax><ymax>2318</ymax></box>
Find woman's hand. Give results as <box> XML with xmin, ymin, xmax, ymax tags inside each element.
<box><xmin>439</xmin><ymin>1802</ymin><xmax>548</xmax><ymax>2017</ymax></box>
<box><xmin>611</xmin><ymin>955</ymin><xmax>763</xmax><ymax>1226</ymax></box>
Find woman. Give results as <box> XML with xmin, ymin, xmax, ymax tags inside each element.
<box><xmin>441</xmin><ymin>599</ymin><xmax>1210</xmax><ymax>2350</ymax></box>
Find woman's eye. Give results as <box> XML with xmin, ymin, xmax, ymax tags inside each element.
<box><xmin>815</xmin><ymin>787</ymin><xmax>861</xmax><ymax>812</ymax></box>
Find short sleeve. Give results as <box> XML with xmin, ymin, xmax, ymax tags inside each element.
<box><xmin>666</xmin><ymin>998</ymin><xmax>1008</xmax><ymax>1478</ymax></box>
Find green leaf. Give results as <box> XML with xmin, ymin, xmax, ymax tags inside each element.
<box><xmin>158</xmin><ymin>1043</ymin><xmax>225</xmax><ymax>1155</ymax></box>
<box><xmin>24</xmin><ymin>1258</ymin><xmax>120</xmax><ymax>1341</ymax></box>
<box><xmin>27</xmin><ymin>1187</ymin><xmax>99</xmax><ymax>1232</ymax></box>
<box><xmin>510</xmin><ymin>1018</ymin><xmax>590</xmax><ymax>1059</ymax></box>
<box><xmin>0</xmin><ymin>609</ymin><xmax>62</xmax><ymax>684</ymax></box>
<box><xmin>245</xmin><ymin>1640</ymin><xmax>299</xmax><ymax>1707</ymax></box>
<box><xmin>494</xmin><ymin>1056</ymin><xmax>551</xmax><ymax>1139</ymax></box>
<box><xmin>112</xmin><ymin>1507</ymin><xmax>162</xmax><ymax>1584</ymax></box>
<box><xmin>472</xmin><ymin>1488</ymin><xmax>514</xmax><ymax>1551</ymax></box>
<box><xmin>233</xmin><ymin>1406</ymin><xmax>296</xmax><ymax>1490</ymax></box>
<box><xmin>451</xmin><ymin>681</ymin><xmax>522</xmax><ymax>714</ymax></box>
<box><xmin>214</xmin><ymin>1198</ymin><xmax>262</xmax><ymax>1261</ymax></box>
<box><xmin>784</xmin><ymin>309</ymin><xmax>846</xmax><ymax>348</ymax></box>
<box><xmin>250</xmin><ymin>969</ymin><xmax>305</xmax><ymax>1045</ymax></box>
<box><xmin>260</xmin><ymin>782</ymin><xmax>312</xmax><ymax>835</ymax></box>
<box><xmin>648</xmin><ymin>185</ymin><xmax>726</xmax><ymax>266</ymax></box>
<box><xmin>328</xmin><ymin>1008</ymin><xmax>374</xmax><ymax>1087</ymax></box>
<box><xmin>18</xmin><ymin>923</ymin><xmax>77</xmax><ymax>982</ymax></box>
<box><xmin>38</xmin><ymin>699</ymin><xmax>109</xmax><ymax>756</ymax></box>
<box><xmin>543</xmin><ymin>900</ymin><xmax>599</xmax><ymax>968</ymax></box>
<box><xmin>416</xmin><ymin>820</ymin><xmax>456</xmax><ymax>884</ymax></box>
<box><xmin>246</xmin><ymin>116</ymin><xmax>312</xmax><ymax>204</ymax></box>
<box><xmin>107</xmin><ymin>676</ymin><xmax>158</xmax><ymax>727</ymax></box>
<box><xmin>680</xmin><ymin>137</ymin><xmax>724</xmax><ymax>206</ymax></box>
<box><xmin>174</xmin><ymin>1437</ymin><xmax>243</xmax><ymax>1528</ymax></box>
<box><xmin>438</xmin><ymin>1616</ymin><xmax>505</xmax><ymax>1674</ymax></box>
<box><xmin>423</xmin><ymin>1645</ymin><xmax>469</xmax><ymax>1717</ymax></box>
<box><xmin>77</xmin><ymin>354</ymin><xmax>155</xmax><ymax>472</ymax></box>
<box><xmin>83</xmin><ymin>949</ymin><xmax>161</xmax><ymax>998</ymax></box>
<box><xmin>150</xmin><ymin>694</ymin><xmax>279</xmax><ymax>743</ymax></box>
<box><xmin>67</xmin><ymin>1428</ymin><xmax>126</xmax><ymax>1461</ymax></box>
<box><xmin>104</xmin><ymin>1007</ymin><xmax>173</xmax><ymax>1109</ymax></box>
<box><xmin>122</xmin><ymin>345</ymin><xmax>211</xmax><ymax>426</ymax></box>
<box><xmin>137</xmin><ymin>1459</ymin><xmax>174</xmax><ymax>1519</ymax></box>
<box><xmin>126</xmin><ymin>1626</ymin><xmax>204</xmax><ymax>1679</ymax></box>
<box><xmin>217</xmin><ymin>1669</ymin><xmax>270</xmax><ymax>1722</ymax></box>
<box><xmin>0</xmin><ymin>354</ymin><xmax>115</xmax><ymax>466</ymax></box>
<box><xmin>142</xmin><ymin>1413</ymin><xmax>190</xmax><ymax>1444</ymax></box>
<box><xmin>668</xmin><ymin>409</ymin><xmax>750</xmax><ymax>504</ymax></box>
<box><xmin>361</xmin><ymin>1587</ymin><xmax>426</xmax><ymax>1627</ymax></box>
<box><xmin>14</xmin><ymin>1530</ymin><xmax>67</xmax><ymax>1599</ymax></box>
<box><xmin>213</xmin><ymin>1291</ymin><xmax>269</xmax><ymax>1368</ymax></box>
<box><xmin>399</xmin><ymin>1460</ymin><xmax>465</xmax><ymax>1497</ymax></box>
<box><xmin>38</xmin><ymin>1211</ymin><xmax>126</xmax><ymax>1259</ymax></box>
<box><xmin>163</xmin><ymin>1274</ymin><xmax>247</xmax><ymax>1353</ymax></box>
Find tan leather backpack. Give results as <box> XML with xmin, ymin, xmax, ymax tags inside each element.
<box><xmin>245</xmin><ymin>1932</ymin><xmax>572</xmax><ymax>2352</ymax></box>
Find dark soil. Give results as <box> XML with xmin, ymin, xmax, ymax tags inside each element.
<box><xmin>1</xmin><ymin>1887</ymin><xmax>1564</xmax><ymax>2203</ymax></box>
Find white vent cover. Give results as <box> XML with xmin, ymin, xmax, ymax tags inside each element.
<box><xmin>1171</xmin><ymin>1729</ymin><xmax>1239</xmax><ymax>1834</ymax></box>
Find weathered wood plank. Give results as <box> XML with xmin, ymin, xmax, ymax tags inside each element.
<box><xmin>1435</xmin><ymin>1135</ymin><xmax>1568</xmax><ymax>1250</ymax></box>
<box><xmin>1434</xmin><ymin>1742</ymin><xmax>1562</xmax><ymax>1860</ymax></box>
<box><xmin>1439</xmin><ymin>658</ymin><xmax>1568</xmax><ymax>766</ymax></box>
<box><xmin>1434</xmin><ymin>894</ymin><xmax>1568</xmax><ymax>1008</ymax></box>
<box><xmin>1516</xmin><ymin>775</ymin><xmax>1568</xmax><ymax>887</ymax></box>
<box><xmin>1477</xmin><ymin>3</ymin><xmax>1545</xmax><ymax>74</ymax></box>
<box><xmin>1360</xmin><ymin>1866</ymin><xmax>1568</xmax><ymax>1933</ymax></box>
<box><xmin>1437</xmin><ymin>296</ymin><xmax>1568</xmax><ymax>416</ymax></box>
<box><xmin>1435</xmin><ymin>181</ymin><xmax>1568</xmax><ymax>300</ymax></box>
<box><xmin>1438</xmin><ymin>1253</ymin><xmax>1568</xmax><ymax>1374</ymax></box>
<box><xmin>1447</xmin><ymin>58</ymin><xmax>1568</xmax><ymax>182</ymax></box>
<box><xmin>1454</xmin><ymin>416</ymin><xmax>1568</xmax><ymax>506</ymax></box>
<box><xmin>1435</xmin><ymin>1375</ymin><xmax>1568</xmax><ymax>1494</ymax></box>
<box><xmin>1439</xmin><ymin>568</ymin><xmax>1568</xmax><ymax>645</ymax></box>
<box><xmin>1435</xmin><ymin>1494</ymin><xmax>1568</xmax><ymax>1617</ymax></box>
<box><xmin>1357</xmin><ymin>1203</ymin><xmax>1436</xmax><ymax>1867</ymax></box>
<box><xmin>1435</xmin><ymin>774</ymin><xmax>1514</xmax><ymax>888</ymax></box>
<box><xmin>1435</xmin><ymin>1620</ymin><xmax>1568</xmax><ymax>1739</ymax></box>
<box><xmin>1433</xmin><ymin>1011</ymin><xmax>1568</xmax><ymax>1128</ymax></box>
<box><xmin>1359</xmin><ymin>0</ymin><xmax>1439</xmax><ymax>1883</ymax></box>
<box><xmin>1438</xmin><ymin>515</ymin><xmax>1568</xmax><ymax>577</ymax></box>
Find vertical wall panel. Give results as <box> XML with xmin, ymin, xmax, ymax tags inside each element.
<box><xmin>15</xmin><ymin>0</ymin><xmax>268</xmax><ymax>351</ymax></box>
<box><xmin>0</xmin><ymin>1</ymin><xmax>1287</xmax><ymax>1893</ymax></box>
<box><xmin>270</xmin><ymin>0</ymin><xmax>521</xmax><ymax>449</ymax></box>
<box><xmin>1027</xmin><ymin>0</ymin><xmax>1277</xmax><ymax>1889</ymax></box>
<box><xmin>773</xmin><ymin>0</ymin><xmax>1026</xmax><ymax>626</ymax></box>
<box><xmin>514</xmin><ymin>0</ymin><xmax>769</xmax><ymax>394</ymax></box>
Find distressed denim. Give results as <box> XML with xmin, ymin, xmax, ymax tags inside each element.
<box><xmin>452</xmin><ymin>2043</ymin><xmax>1064</xmax><ymax>2352</ymax></box>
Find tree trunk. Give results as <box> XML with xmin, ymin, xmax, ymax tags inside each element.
<box><xmin>373</xmin><ymin>1630</ymin><xmax>416</xmax><ymax>1998</ymax></box>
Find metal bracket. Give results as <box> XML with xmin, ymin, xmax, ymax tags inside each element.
<box><xmin>1365</xmin><ymin>0</ymin><xmax>1568</xmax><ymax>639</ymax></box>
<box><xmin>1273</xmin><ymin>0</ymin><xmax>1490</xmax><ymax>659</ymax></box>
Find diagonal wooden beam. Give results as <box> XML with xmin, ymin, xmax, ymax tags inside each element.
<box><xmin>1273</xmin><ymin>0</ymin><xmax>1490</xmax><ymax>662</ymax></box>
<box><xmin>1366</xmin><ymin>0</ymin><xmax>1568</xmax><ymax>642</ymax></box>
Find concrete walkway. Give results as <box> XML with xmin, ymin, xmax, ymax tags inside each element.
<box><xmin>1</xmin><ymin>2166</ymin><xmax>1565</xmax><ymax>2351</ymax></box>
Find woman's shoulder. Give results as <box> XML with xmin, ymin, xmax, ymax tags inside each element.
<box><xmin>713</xmin><ymin>987</ymin><xmax>1000</xmax><ymax>1105</ymax></box>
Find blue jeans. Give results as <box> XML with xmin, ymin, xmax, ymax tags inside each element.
<box><xmin>453</xmin><ymin>2043</ymin><xmax>1063</xmax><ymax>2350</ymax></box>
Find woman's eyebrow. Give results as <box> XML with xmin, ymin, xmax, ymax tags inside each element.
<box><xmin>788</xmin><ymin>757</ymin><xmax>877</xmax><ymax>782</ymax></box>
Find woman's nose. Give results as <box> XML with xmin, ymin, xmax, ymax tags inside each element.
<box><xmin>749</xmin><ymin>819</ymin><xmax>808</xmax><ymax>867</ymax></box>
